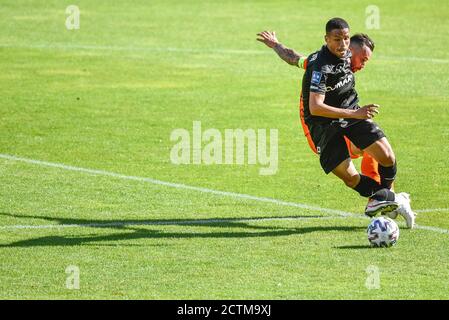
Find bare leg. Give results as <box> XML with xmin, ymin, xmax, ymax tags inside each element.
<box><xmin>331</xmin><ymin>158</ymin><xmax>385</xmax><ymax>198</ymax></box>
<box><xmin>349</xmin><ymin>141</ymin><xmax>382</xmax><ymax>184</ymax></box>
<box><xmin>363</xmin><ymin>137</ymin><xmax>395</xmax><ymax>167</ymax></box>
<box><xmin>331</xmin><ymin>158</ymin><xmax>360</xmax><ymax>188</ymax></box>
<box><xmin>363</xmin><ymin>137</ymin><xmax>396</xmax><ymax>189</ymax></box>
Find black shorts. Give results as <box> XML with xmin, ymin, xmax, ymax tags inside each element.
<box><xmin>308</xmin><ymin>120</ymin><xmax>386</xmax><ymax>174</ymax></box>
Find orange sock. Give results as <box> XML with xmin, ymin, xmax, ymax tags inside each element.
<box><xmin>361</xmin><ymin>152</ymin><xmax>380</xmax><ymax>184</ymax></box>
<box><xmin>361</xmin><ymin>153</ymin><xmax>395</xmax><ymax>191</ymax></box>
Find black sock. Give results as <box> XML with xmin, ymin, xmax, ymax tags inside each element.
<box><xmin>353</xmin><ymin>175</ymin><xmax>383</xmax><ymax>197</ymax></box>
<box><xmin>379</xmin><ymin>161</ymin><xmax>397</xmax><ymax>189</ymax></box>
<box><xmin>371</xmin><ymin>188</ymin><xmax>396</xmax><ymax>201</ymax></box>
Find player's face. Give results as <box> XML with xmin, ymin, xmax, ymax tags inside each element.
<box><xmin>350</xmin><ymin>45</ymin><xmax>372</xmax><ymax>72</ymax></box>
<box><xmin>325</xmin><ymin>28</ymin><xmax>350</xmax><ymax>58</ymax></box>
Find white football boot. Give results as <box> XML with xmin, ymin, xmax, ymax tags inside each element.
<box><xmin>387</xmin><ymin>192</ymin><xmax>416</xmax><ymax>229</ymax></box>
<box><xmin>364</xmin><ymin>197</ymin><xmax>399</xmax><ymax>217</ymax></box>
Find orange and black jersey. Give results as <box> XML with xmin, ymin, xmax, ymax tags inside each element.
<box><xmin>301</xmin><ymin>45</ymin><xmax>359</xmax><ymax>126</ymax></box>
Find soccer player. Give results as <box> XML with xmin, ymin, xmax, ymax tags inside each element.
<box><xmin>258</xmin><ymin>18</ymin><xmax>415</xmax><ymax>227</ymax></box>
<box><xmin>257</xmin><ymin>31</ymin><xmax>381</xmax><ymax>183</ymax></box>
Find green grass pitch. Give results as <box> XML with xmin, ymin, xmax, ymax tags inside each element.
<box><xmin>0</xmin><ymin>0</ymin><xmax>448</xmax><ymax>299</ymax></box>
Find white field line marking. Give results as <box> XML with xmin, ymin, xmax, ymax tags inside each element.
<box><xmin>413</xmin><ymin>225</ymin><xmax>449</xmax><ymax>234</ymax></box>
<box><xmin>1</xmin><ymin>215</ymin><xmax>447</xmax><ymax>235</ymax></box>
<box><xmin>1</xmin><ymin>43</ymin><xmax>448</xmax><ymax>64</ymax></box>
<box><xmin>0</xmin><ymin>43</ymin><xmax>265</xmax><ymax>56</ymax></box>
<box><xmin>0</xmin><ymin>153</ymin><xmax>448</xmax><ymax>235</ymax></box>
<box><xmin>0</xmin><ymin>154</ymin><xmax>354</xmax><ymax>218</ymax></box>
<box><xmin>415</xmin><ymin>208</ymin><xmax>449</xmax><ymax>213</ymax></box>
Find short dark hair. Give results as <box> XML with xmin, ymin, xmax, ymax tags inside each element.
<box><xmin>350</xmin><ymin>33</ymin><xmax>375</xmax><ymax>51</ymax></box>
<box><xmin>326</xmin><ymin>18</ymin><xmax>350</xmax><ymax>33</ymax></box>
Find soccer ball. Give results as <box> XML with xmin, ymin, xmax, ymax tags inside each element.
<box><xmin>367</xmin><ymin>217</ymin><xmax>399</xmax><ymax>247</ymax></box>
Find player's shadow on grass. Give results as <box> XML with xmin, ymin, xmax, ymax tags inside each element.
<box><xmin>334</xmin><ymin>245</ymin><xmax>373</xmax><ymax>250</ymax></box>
<box><xmin>0</xmin><ymin>212</ymin><xmax>365</xmax><ymax>248</ymax></box>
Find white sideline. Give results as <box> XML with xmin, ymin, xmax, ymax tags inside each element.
<box><xmin>415</xmin><ymin>209</ymin><xmax>449</xmax><ymax>213</ymax></box>
<box><xmin>1</xmin><ymin>43</ymin><xmax>448</xmax><ymax>64</ymax></box>
<box><xmin>0</xmin><ymin>154</ymin><xmax>355</xmax><ymax>218</ymax></box>
<box><xmin>0</xmin><ymin>153</ymin><xmax>448</xmax><ymax>235</ymax></box>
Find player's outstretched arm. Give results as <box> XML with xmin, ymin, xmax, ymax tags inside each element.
<box><xmin>256</xmin><ymin>31</ymin><xmax>303</xmax><ymax>67</ymax></box>
<box><xmin>309</xmin><ymin>92</ymin><xmax>379</xmax><ymax>119</ymax></box>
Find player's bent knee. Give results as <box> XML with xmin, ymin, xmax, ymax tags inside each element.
<box><xmin>378</xmin><ymin>153</ymin><xmax>396</xmax><ymax>167</ymax></box>
<box><xmin>377</xmin><ymin>139</ymin><xmax>396</xmax><ymax>166</ymax></box>
<box><xmin>343</xmin><ymin>175</ymin><xmax>360</xmax><ymax>188</ymax></box>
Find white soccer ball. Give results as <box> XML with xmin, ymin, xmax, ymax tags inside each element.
<box><xmin>367</xmin><ymin>217</ymin><xmax>399</xmax><ymax>247</ymax></box>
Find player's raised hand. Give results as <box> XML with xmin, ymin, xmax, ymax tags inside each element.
<box><xmin>256</xmin><ymin>31</ymin><xmax>279</xmax><ymax>48</ymax></box>
<box><xmin>353</xmin><ymin>104</ymin><xmax>380</xmax><ymax>119</ymax></box>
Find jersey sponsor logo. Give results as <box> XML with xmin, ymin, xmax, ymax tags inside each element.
<box><xmin>311</xmin><ymin>71</ymin><xmax>322</xmax><ymax>85</ymax></box>
<box><xmin>326</xmin><ymin>74</ymin><xmax>353</xmax><ymax>92</ymax></box>
<box><xmin>321</xmin><ymin>62</ymin><xmax>350</xmax><ymax>75</ymax></box>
